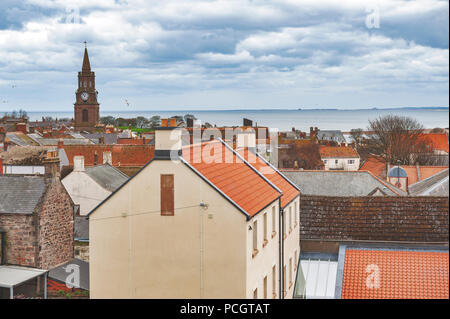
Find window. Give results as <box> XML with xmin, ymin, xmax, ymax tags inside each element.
<box><xmin>323</xmin><ymin>160</ymin><xmax>327</xmax><ymax>164</ymax></box>
<box><xmin>272</xmin><ymin>265</ymin><xmax>276</xmax><ymax>298</ymax></box>
<box><xmin>263</xmin><ymin>276</ymin><xmax>268</xmax><ymax>299</ymax></box>
<box><xmin>161</xmin><ymin>174</ymin><xmax>174</xmax><ymax>216</ymax></box>
<box><xmin>252</xmin><ymin>220</ymin><xmax>258</xmax><ymax>257</ymax></box>
<box><xmin>263</xmin><ymin>213</ymin><xmax>268</xmax><ymax>246</ymax></box>
<box><xmin>335</xmin><ymin>159</ymin><xmax>338</xmax><ymax>164</ymax></box>
<box><xmin>93</xmin><ymin>152</ymin><xmax>98</xmax><ymax>166</ymax></box>
<box><xmin>271</xmin><ymin>206</ymin><xmax>276</xmax><ymax>237</ymax></box>
<box><xmin>348</xmin><ymin>159</ymin><xmax>355</xmax><ymax>164</ymax></box>
<box><xmin>253</xmin><ymin>288</ymin><xmax>258</xmax><ymax>299</ymax></box>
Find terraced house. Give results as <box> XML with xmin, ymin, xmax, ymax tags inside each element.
<box><xmin>88</xmin><ymin>121</ymin><xmax>300</xmax><ymax>298</ymax></box>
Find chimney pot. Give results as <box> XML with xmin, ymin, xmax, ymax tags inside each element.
<box><xmin>169</xmin><ymin>118</ymin><xmax>177</xmax><ymax>127</ymax></box>
<box><xmin>161</xmin><ymin>119</ymin><xmax>168</xmax><ymax>127</ymax></box>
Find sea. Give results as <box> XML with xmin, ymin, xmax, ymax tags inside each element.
<box><xmin>24</xmin><ymin>108</ymin><xmax>449</xmax><ymax>132</ymax></box>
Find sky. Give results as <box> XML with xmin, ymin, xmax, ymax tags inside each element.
<box><xmin>0</xmin><ymin>0</ymin><xmax>448</xmax><ymax>112</ymax></box>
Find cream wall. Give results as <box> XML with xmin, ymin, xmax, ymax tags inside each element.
<box><xmin>282</xmin><ymin>196</ymin><xmax>300</xmax><ymax>298</ymax></box>
<box><xmin>246</xmin><ymin>201</ymin><xmax>280</xmax><ymax>299</ymax></box>
<box><xmin>323</xmin><ymin>158</ymin><xmax>360</xmax><ymax>171</ymax></box>
<box><xmin>89</xmin><ymin>159</ymin><xmax>248</xmax><ymax>299</ymax></box>
<box><xmin>245</xmin><ymin>195</ymin><xmax>300</xmax><ymax>299</ymax></box>
<box><xmin>62</xmin><ymin>171</ymin><xmax>111</xmax><ymax>216</ymax></box>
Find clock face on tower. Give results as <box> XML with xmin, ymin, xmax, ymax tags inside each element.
<box><xmin>81</xmin><ymin>92</ymin><xmax>89</xmax><ymax>102</ymax></box>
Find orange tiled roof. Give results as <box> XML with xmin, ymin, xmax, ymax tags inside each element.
<box><xmin>418</xmin><ymin>133</ymin><xmax>449</xmax><ymax>153</ymax></box>
<box><xmin>401</xmin><ymin>165</ymin><xmax>449</xmax><ymax>185</ymax></box>
<box><xmin>237</xmin><ymin>148</ymin><xmax>299</xmax><ymax>208</ymax></box>
<box><xmin>319</xmin><ymin>146</ymin><xmax>359</xmax><ymax>158</ymax></box>
<box><xmin>182</xmin><ymin>140</ymin><xmax>281</xmax><ymax>217</ymax></box>
<box><xmin>63</xmin><ymin>144</ymin><xmax>154</xmax><ymax>167</ymax></box>
<box><xmin>360</xmin><ymin>155</ymin><xmax>386</xmax><ymax>178</ymax></box>
<box><xmin>341</xmin><ymin>248</ymin><xmax>449</xmax><ymax>299</ymax></box>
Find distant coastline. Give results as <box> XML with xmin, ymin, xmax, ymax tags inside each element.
<box><xmin>22</xmin><ymin>107</ymin><xmax>449</xmax><ymax>131</ymax></box>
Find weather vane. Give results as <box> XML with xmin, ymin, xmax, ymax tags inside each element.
<box><xmin>84</xmin><ymin>40</ymin><xmax>87</xmax><ymax>48</ymax></box>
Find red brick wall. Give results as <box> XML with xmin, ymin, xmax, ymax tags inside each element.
<box><xmin>38</xmin><ymin>179</ymin><xmax>74</xmax><ymax>269</ymax></box>
<box><xmin>0</xmin><ymin>214</ymin><xmax>37</xmax><ymax>267</ymax></box>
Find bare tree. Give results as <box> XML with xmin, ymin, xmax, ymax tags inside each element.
<box><xmin>367</xmin><ymin>115</ymin><xmax>426</xmax><ymax>165</ymax></box>
<box><xmin>350</xmin><ymin>128</ymin><xmax>364</xmax><ymax>145</ymax></box>
<box><xmin>287</xmin><ymin>142</ymin><xmax>323</xmax><ymax>170</ymax></box>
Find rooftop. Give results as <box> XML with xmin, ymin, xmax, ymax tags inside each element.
<box><xmin>319</xmin><ymin>146</ymin><xmax>359</xmax><ymax>158</ymax></box>
<box><xmin>300</xmin><ymin>195</ymin><xmax>449</xmax><ymax>242</ymax></box>
<box><xmin>85</xmin><ymin>164</ymin><xmax>129</xmax><ymax>192</ymax></box>
<box><xmin>237</xmin><ymin>148</ymin><xmax>299</xmax><ymax>208</ymax></box>
<box><xmin>0</xmin><ymin>175</ymin><xmax>46</xmax><ymax>214</ymax></box>
<box><xmin>281</xmin><ymin>170</ymin><xmax>405</xmax><ymax>196</ymax></box>
<box><xmin>337</xmin><ymin>246</ymin><xmax>449</xmax><ymax>299</ymax></box>
<box><xmin>408</xmin><ymin>168</ymin><xmax>449</xmax><ymax>196</ymax></box>
<box><xmin>182</xmin><ymin>140</ymin><xmax>281</xmax><ymax>217</ymax></box>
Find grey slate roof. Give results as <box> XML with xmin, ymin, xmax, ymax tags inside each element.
<box><xmin>48</xmin><ymin>258</ymin><xmax>89</xmax><ymax>290</ymax></box>
<box><xmin>409</xmin><ymin>169</ymin><xmax>449</xmax><ymax>196</ymax></box>
<box><xmin>85</xmin><ymin>164</ymin><xmax>129</xmax><ymax>192</ymax></box>
<box><xmin>0</xmin><ymin>175</ymin><xmax>46</xmax><ymax>214</ymax></box>
<box><xmin>317</xmin><ymin>130</ymin><xmax>346</xmax><ymax>143</ymax></box>
<box><xmin>80</xmin><ymin>133</ymin><xmax>119</xmax><ymax>144</ymax></box>
<box><xmin>282</xmin><ymin>170</ymin><xmax>406</xmax><ymax>196</ymax></box>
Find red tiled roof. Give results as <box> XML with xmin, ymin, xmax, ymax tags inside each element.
<box><xmin>319</xmin><ymin>146</ymin><xmax>359</xmax><ymax>158</ymax></box>
<box><xmin>418</xmin><ymin>133</ymin><xmax>449</xmax><ymax>153</ymax></box>
<box><xmin>341</xmin><ymin>248</ymin><xmax>449</xmax><ymax>299</ymax></box>
<box><xmin>360</xmin><ymin>155</ymin><xmax>386</xmax><ymax>178</ymax></box>
<box><xmin>182</xmin><ymin>140</ymin><xmax>281</xmax><ymax>217</ymax></box>
<box><xmin>237</xmin><ymin>148</ymin><xmax>299</xmax><ymax>208</ymax></box>
<box><xmin>63</xmin><ymin>145</ymin><xmax>154</xmax><ymax>167</ymax></box>
<box><xmin>300</xmin><ymin>196</ymin><xmax>449</xmax><ymax>242</ymax></box>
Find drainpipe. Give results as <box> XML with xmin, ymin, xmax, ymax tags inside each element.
<box><xmin>0</xmin><ymin>229</ymin><xmax>6</xmax><ymax>265</ymax></box>
<box><xmin>279</xmin><ymin>199</ymin><xmax>284</xmax><ymax>299</ymax></box>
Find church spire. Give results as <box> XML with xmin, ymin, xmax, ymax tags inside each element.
<box><xmin>82</xmin><ymin>41</ymin><xmax>91</xmax><ymax>72</ymax></box>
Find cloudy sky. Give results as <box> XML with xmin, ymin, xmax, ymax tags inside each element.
<box><xmin>0</xmin><ymin>0</ymin><xmax>448</xmax><ymax>112</ymax></box>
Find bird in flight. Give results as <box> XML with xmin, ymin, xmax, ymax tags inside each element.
<box><xmin>124</xmin><ymin>99</ymin><xmax>130</xmax><ymax>107</ymax></box>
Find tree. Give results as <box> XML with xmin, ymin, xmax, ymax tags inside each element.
<box><xmin>288</xmin><ymin>142</ymin><xmax>323</xmax><ymax>170</ymax></box>
<box><xmin>149</xmin><ymin>115</ymin><xmax>161</xmax><ymax>128</ymax></box>
<box><xmin>136</xmin><ymin>116</ymin><xmax>150</xmax><ymax>129</ymax></box>
<box><xmin>367</xmin><ymin>115</ymin><xmax>425</xmax><ymax>165</ymax></box>
<box><xmin>100</xmin><ymin>116</ymin><xmax>116</xmax><ymax>125</ymax></box>
<box><xmin>350</xmin><ymin>128</ymin><xmax>364</xmax><ymax>145</ymax></box>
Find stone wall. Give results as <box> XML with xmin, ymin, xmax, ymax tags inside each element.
<box><xmin>38</xmin><ymin>179</ymin><xmax>74</xmax><ymax>269</ymax></box>
<box><xmin>0</xmin><ymin>213</ymin><xmax>37</xmax><ymax>267</ymax></box>
<box><xmin>74</xmin><ymin>241</ymin><xmax>89</xmax><ymax>262</ymax></box>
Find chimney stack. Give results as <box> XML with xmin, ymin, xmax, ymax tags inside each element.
<box><xmin>43</xmin><ymin>149</ymin><xmax>60</xmax><ymax>180</ymax></box>
<box><xmin>73</xmin><ymin>156</ymin><xmax>85</xmax><ymax>172</ymax></box>
<box><xmin>155</xmin><ymin>118</ymin><xmax>182</xmax><ymax>160</ymax></box>
<box><xmin>237</xmin><ymin>128</ymin><xmax>257</xmax><ymax>152</ymax></box>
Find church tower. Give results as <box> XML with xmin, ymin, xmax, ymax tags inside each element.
<box><xmin>74</xmin><ymin>43</ymin><xmax>100</xmax><ymax>131</ymax></box>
